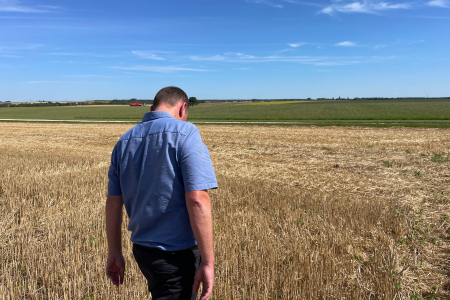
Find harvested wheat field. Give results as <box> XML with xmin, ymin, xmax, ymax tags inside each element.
<box><xmin>0</xmin><ymin>122</ymin><xmax>449</xmax><ymax>299</ymax></box>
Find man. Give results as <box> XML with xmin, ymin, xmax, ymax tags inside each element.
<box><xmin>105</xmin><ymin>86</ymin><xmax>217</xmax><ymax>300</ymax></box>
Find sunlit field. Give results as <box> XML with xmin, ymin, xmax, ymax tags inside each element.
<box><xmin>1</xmin><ymin>99</ymin><xmax>450</xmax><ymax>128</ymax></box>
<box><xmin>0</xmin><ymin>123</ymin><xmax>449</xmax><ymax>299</ymax></box>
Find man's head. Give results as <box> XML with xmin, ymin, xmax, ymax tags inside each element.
<box><xmin>151</xmin><ymin>86</ymin><xmax>189</xmax><ymax>121</ymax></box>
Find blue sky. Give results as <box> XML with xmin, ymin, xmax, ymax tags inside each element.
<box><xmin>0</xmin><ymin>0</ymin><xmax>449</xmax><ymax>101</ymax></box>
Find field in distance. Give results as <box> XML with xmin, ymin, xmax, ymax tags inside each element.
<box><xmin>0</xmin><ymin>123</ymin><xmax>449</xmax><ymax>299</ymax></box>
<box><xmin>1</xmin><ymin>98</ymin><xmax>450</xmax><ymax>127</ymax></box>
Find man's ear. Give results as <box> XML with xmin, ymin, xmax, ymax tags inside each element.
<box><xmin>150</xmin><ymin>105</ymin><xmax>154</xmax><ymax>112</ymax></box>
<box><xmin>179</xmin><ymin>102</ymin><xmax>187</xmax><ymax>117</ymax></box>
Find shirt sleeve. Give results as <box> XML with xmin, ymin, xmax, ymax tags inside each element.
<box><xmin>107</xmin><ymin>144</ymin><xmax>122</xmax><ymax>196</ymax></box>
<box><xmin>179</xmin><ymin>127</ymin><xmax>218</xmax><ymax>192</ymax></box>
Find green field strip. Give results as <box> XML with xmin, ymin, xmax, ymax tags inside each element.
<box><xmin>1</xmin><ymin>99</ymin><xmax>450</xmax><ymax>128</ymax></box>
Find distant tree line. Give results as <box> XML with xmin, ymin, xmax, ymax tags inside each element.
<box><xmin>1</xmin><ymin>96</ymin><xmax>450</xmax><ymax>108</ymax></box>
<box><xmin>0</xmin><ymin>101</ymin><xmax>81</xmax><ymax>108</ymax></box>
<box><xmin>108</xmin><ymin>98</ymin><xmax>153</xmax><ymax>105</ymax></box>
<box><xmin>0</xmin><ymin>97</ymin><xmax>203</xmax><ymax>107</ymax></box>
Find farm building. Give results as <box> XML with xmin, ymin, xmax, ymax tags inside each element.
<box><xmin>130</xmin><ymin>103</ymin><xmax>143</xmax><ymax>106</ymax></box>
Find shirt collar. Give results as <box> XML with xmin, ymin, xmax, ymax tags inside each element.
<box><xmin>142</xmin><ymin>111</ymin><xmax>174</xmax><ymax>122</ymax></box>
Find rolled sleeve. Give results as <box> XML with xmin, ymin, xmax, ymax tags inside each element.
<box><xmin>179</xmin><ymin>127</ymin><xmax>218</xmax><ymax>192</ymax></box>
<box><xmin>107</xmin><ymin>146</ymin><xmax>122</xmax><ymax>196</ymax></box>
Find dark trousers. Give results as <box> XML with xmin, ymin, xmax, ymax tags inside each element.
<box><xmin>132</xmin><ymin>243</ymin><xmax>201</xmax><ymax>300</ymax></box>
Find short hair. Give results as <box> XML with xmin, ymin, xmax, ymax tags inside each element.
<box><xmin>153</xmin><ymin>86</ymin><xmax>188</xmax><ymax>109</ymax></box>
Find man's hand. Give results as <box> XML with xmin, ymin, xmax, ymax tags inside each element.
<box><xmin>106</xmin><ymin>253</ymin><xmax>125</xmax><ymax>286</ymax></box>
<box><xmin>105</xmin><ymin>195</ymin><xmax>124</xmax><ymax>286</ymax></box>
<box><xmin>186</xmin><ymin>190</ymin><xmax>214</xmax><ymax>299</ymax></box>
<box><xmin>193</xmin><ymin>262</ymin><xmax>214</xmax><ymax>300</ymax></box>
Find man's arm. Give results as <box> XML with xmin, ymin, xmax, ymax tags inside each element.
<box><xmin>185</xmin><ymin>190</ymin><xmax>214</xmax><ymax>300</ymax></box>
<box><xmin>105</xmin><ymin>195</ymin><xmax>125</xmax><ymax>286</ymax></box>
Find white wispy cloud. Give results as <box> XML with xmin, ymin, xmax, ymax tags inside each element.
<box><xmin>189</xmin><ymin>52</ymin><xmax>394</xmax><ymax>66</ymax></box>
<box><xmin>427</xmin><ymin>0</ymin><xmax>450</xmax><ymax>8</ymax></box>
<box><xmin>191</xmin><ymin>53</ymin><xmax>259</xmax><ymax>61</ymax></box>
<box><xmin>280</xmin><ymin>0</ymin><xmax>322</xmax><ymax>6</ymax></box>
<box><xmin>314</xmin><ymin>61</ymin><xmax>360</xmax><ymax>66</ymax></box>
<box><xmin>288</xmin><ymin>42</ymin><xmax>309</xmax><ymax>47</ymax></box>
<box><xmin>49</xmin><ymin>52</ymin><xmax>83</xmax><ymax>56</ymax></box>
<box><xmin>67</xmin><ymin>75</ymin><xmax>114</xmax><ymax>79</ymax></box>
<box><xmin>112</xmin><ymin>65</ymin><xmax>209</xmax><ymax>73</ymax></box>
<box><xmin>51</xmin><ymin>61</ymin><xmax>74</xmax><ymax>64</ymax></box>
<box><xmin>0</xmin><ymin>0</ymin><xmax>59</xmax><ymax>13</ymax></box>
<box><xmin>335</xmin><ymin>41</ymin><xmax>357</xmax><ymax>47</ymax></box>
<box><xmin>225</xmin><ymin>52</ymin><xmax>256</xmax><ymax>58</ymax></box>
<box><xmin>1</xmin><ymin>54</ymin><xmax>22</xmax><ymax>58</ymax></box>
<box><xmin>408</xmin><ymin>39</ymin><xmax>424</xmax><ymax>44</ymax></box>
<box><xmin>247</xmin><ymin>0</ymin><xmax>322</xmax><ymax>8</ymax></box>
<box><xmin>48</xmin><ymin>52</ymin><xmax>114</xmax><ymax>58</ymax></box>
<box><xmin>393</xmin><ymin>39</ymin><xmax>424</xmax><ymax>45</ymax></box>
<box><xmin>190</xmin><ymin>55</ymin><xmax>227</xmax><ymax>61</ymax></box>
<box><xmin>274</xmin><ymin>48</ymin><xmax>296</xmax><ymax>55</ymax></box>
<box><xmin>27</xmin><ymin>80</ymin><xmax>65</xmax><ymax>84</ymax></box>
<box><xmin>0</xmin><ymin>63</ymin><xmax>25</xmax><ymax>68</ymax></box>
<box><xmin>0</xmin><ymin>43</ymin><xmax>43</xmax><ymax>58</ymax></box>
<box><xmin>374</xmin><ymin>43</ymin><xmax>387</xmax><ymax>49</ymax></box>
<box><xmin>411</xmin><ymin>15</ymin><xmax>450</xmax><ymax>19</ymax></box>
<box><xmin>131</xmin><ymin>50</ymin><xmax>173</xmax><ymax>60</ymax></box>
<box><xmin>0</xmin><ymin>44</ymin><xmax>43</xmax><ymax>51</ymax></box>
<box><xmin>245</xmin><ymin>0</ymin><xmax>283</xmax><ymax>8</ymax></box>
<box><xmin>320</xmin><ymin>0</ymin><xmax>411</xmax><ymax>15</ymax></box>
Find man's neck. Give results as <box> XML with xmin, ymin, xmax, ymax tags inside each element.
<box><xmin>153</xmin><ymin>106</ymin><xmax>180</xmax><ymax>120</ymax></box>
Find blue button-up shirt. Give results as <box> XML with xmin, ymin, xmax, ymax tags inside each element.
<box><xmin>107</xmin><ymin>111</ymin><xmax>218</xmax><ymax>251</ymax></box>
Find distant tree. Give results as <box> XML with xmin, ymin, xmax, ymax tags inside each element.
<box><xmin>189</xmin><ymin>97</ymin><xmax>199</xmax><ymax>106</ymax></box>
<box><xmin>307</xmin><ymin>98</ymin><xmax>312</xmax><ymax>100</ymax></box>
<box><xmin>130</xmin><ymin>98</ymin><xmax>138</xmax><ymax>102</ymax></box>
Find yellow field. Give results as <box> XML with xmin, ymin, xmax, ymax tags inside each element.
<box><xmin>0</xmin><ymin>123</ymin><xmax>449</xmax><ymax>299</ymax></box>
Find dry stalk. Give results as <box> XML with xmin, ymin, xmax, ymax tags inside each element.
<box><xmin>0</xmin><ymin>123</ymin><xmax>448</xmax><ymax>299</ymax></box>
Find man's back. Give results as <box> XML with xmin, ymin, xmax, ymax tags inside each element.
<box><xmin>108</xmin><ymin>111</ymin><xmax>217</xmax><ymax>251</ymax></box>
<box><xmin>106</xmin><ymin>87</ymin><xmax>216</xmax><ymax>300</ymax></box>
